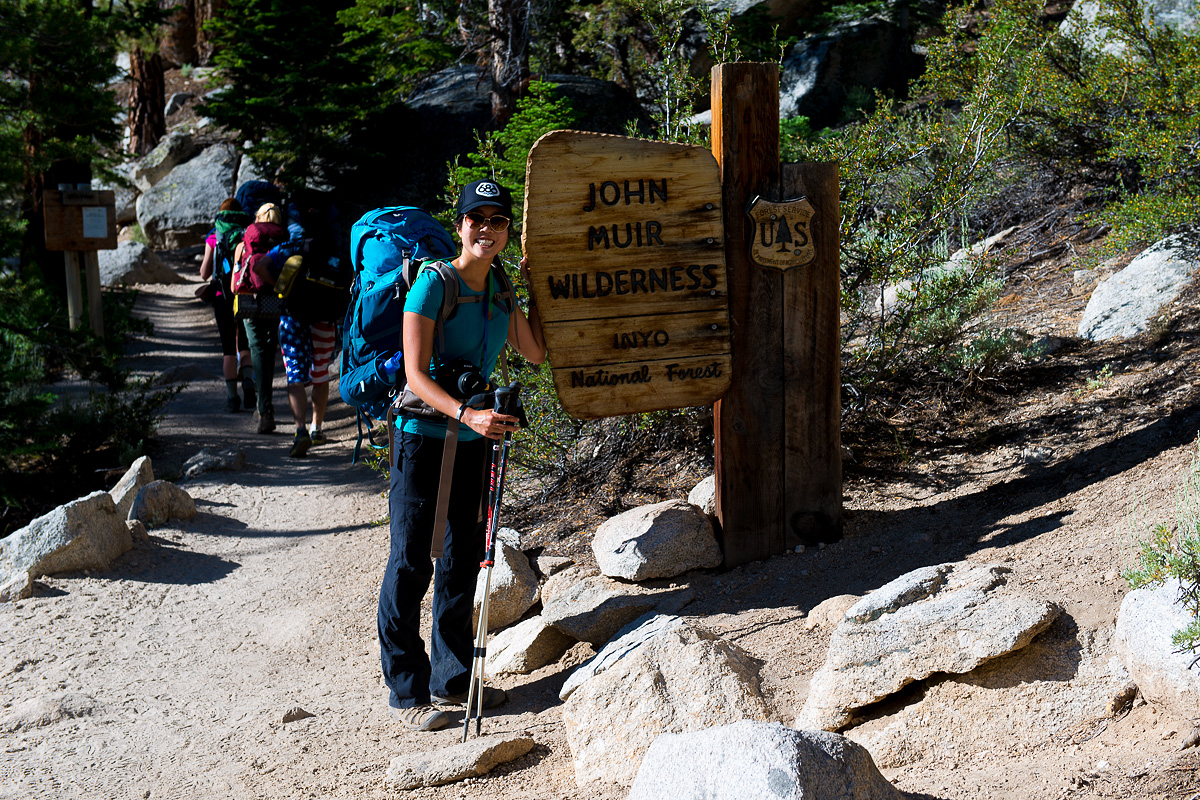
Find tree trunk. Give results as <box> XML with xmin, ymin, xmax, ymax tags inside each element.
<box><xmin>128</xmin><ymin>47</ymin><xmax>166</xmax><ymax>157</ymax></box>
<box><xmin>194</xmin><ymin>0</ymin><xmax>226</xmax><ymax>65</ymax></box>
<box><xmin>488</xmin><ymin>0</ymin><xmax>531</xmax><ymax>124</ymax></box>
<box><xmin>158</xmin><ymin>0</ymin><xmax>197</xmax><ymax>68</ymax></box>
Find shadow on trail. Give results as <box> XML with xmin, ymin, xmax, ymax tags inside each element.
<box><xmin>105</xmin><ymin>537</ymin><xmax>240</xmax><ymax>586</ymax></box>
<box><xmin>709</xmin><ymin>399</ymin><xmax>1200</xmax><ymax>621</ymax></box>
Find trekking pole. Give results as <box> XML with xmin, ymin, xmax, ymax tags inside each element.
<box><xmin>462</xmin><ymin>383</ymin><xmax>526</xmax><ymax>742</ymax></box>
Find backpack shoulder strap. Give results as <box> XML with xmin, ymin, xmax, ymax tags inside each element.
<box><xmin>490</xmin><ymin>261</ymin><xmax>515</xmax><ymax>314</ymax></box>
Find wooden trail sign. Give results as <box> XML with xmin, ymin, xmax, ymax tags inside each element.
<box><xmin>43</xmin><ymin>188</ymin><xmax>118</xmax><ymax>335</ymax></box>
<box><xmin>523</xmin><ymin>131</ymin><xmax>731</xmax><ymax>419</ymax></box>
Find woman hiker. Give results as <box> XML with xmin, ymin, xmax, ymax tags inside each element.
<box><xmin>198</xmin><ymin>198</ymin><xmax>255</xmax><ymax>413</ymax></box>
<box><xmin>378</xmin><ymin>179</ymin><xmax>546</xmax><ymax>731</ymax></box>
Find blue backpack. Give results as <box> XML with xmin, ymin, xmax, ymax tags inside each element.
<box><xmin>340</xmin><ymin>206</ymin><xmax>513</xmax><ymax>462</ymax></box>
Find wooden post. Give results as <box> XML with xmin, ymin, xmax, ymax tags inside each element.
<box><xmin>83</xmin><ymin>250</ymin><xmax>104</xmax><ymax>337</ymax></box>
<box><xmin>64</xmin><ymin>252</ymin><xmax>85</xmax><ymax>331</ymax></box>
<box><xmin>711</xmin><ymin>63</ymin><xmax>842</xmax><ymax>567</ymax></box>
<box><xmin>712</xmin><ymin>63</ymin><xmax>784</xmax><ymax>566</ymax></box>
<box><xmin>781</xmin><ymin>163</ymin><xmax>842</xmax><ymax>548</ymax></box>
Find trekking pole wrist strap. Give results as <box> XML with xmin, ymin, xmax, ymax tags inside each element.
<box><xmin>457</xmin><ymin>402</ymin><xmax>469</xmax><ymax>422</ymax></box>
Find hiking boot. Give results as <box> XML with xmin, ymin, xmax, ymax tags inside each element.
<box><xmin>224</xmin><ymin>395</ymin><xmax>241</xmax><ymax>413</ymax></box>
<box><xmin>432</xmin><ymin>686</ymin><xmax>507</xmax><ymax>710</ymax></box>
<box><xmin>392</xmin><ymin>704</ymin><xmax>449</xmax><ymax>732</ymax></box>
<box><xmin>309</xmin><ymin>428</ymin><xmax>329</xmax><ymax>446</ymax></box>
<box><xmin>289</xmin><ymin>429</ymin><xmax>312</xmax><ymax>458</ymax></box>
<box><xmin>241</xmin><ymin>376</ymin><xmax>256</xmax><ymax>413</ymax></box>
<box><xmin>255</xmin><ymin>407</ymin><xmax>275</xmax><ymax>434</ymax></box>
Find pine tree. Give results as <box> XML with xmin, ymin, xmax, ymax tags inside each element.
<box><xmin>202</xmin><ymin>0</ymin><xmax>375</xmax><ymax>192</ymax></box>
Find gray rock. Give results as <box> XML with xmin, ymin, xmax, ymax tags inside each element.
<box><xmin>0</xmin><ymin>572</ymin><xmax>32</xmax><ymax>603</ymax></box>
<box><xmin>98</xmin><ymin>241</ymin><xmax>183</xmax><ymax>287</ymax></box>
<box><xmin>182</xmin><ymin>447</ymin><xmax>246</xmax><ymax>478</ymax></box>
<box><xmin>487</xmin><ymin>615</ymin><xmax>574</xmax><ymax>674</ymax></box>
<box><xmin>386</xmin><ymin>735</ymin><xmax>536</xmax><ymax>789</ymax></box>
<box><xmin>797</xmin><ymin>562</ymin><xmax>1060</xmax><ymax>731</ymax></box>
<box><xmin>281</xmin><ymin>707</ymin><xmax>315</xmax><ymax>724</ymax></box>
<box><xmin>109</xmin><ymin>455</ymin><xmax>154</xmax><ymax>519</ymax></box>
<box><xmin>529</xmin><ymin>554</ymin><xmax>573</xmax><ymax>579</ymax></box>
<box><xmin>1061</xmin><ymin>0</ymin><xmax>1197</xmax><ymax>54</ymax></box>
<box><xmin>0</xmin><ymin>492</ymin><xmax>132</xmax><ymax>596</ymax></box>
<box><xmin>541</xmin><ymin>567</ymin><xmax>694</xmax><ymax>646</ymax></box>
<box><xmin>370</xmin><ymin>66</ymin><xmax>647</xmax><ymax>210</ymax></box>
<box><xmin>237</xmin><ymin>153</ymin><xmax>269</xmax><ymax>187</ymax></box>
<box><xmin>803</xmin><ymin>594</ymin><xmax>861</xmax><ymax>630</ymax></box>
<box><xmin>592</xmin><ymin>499</ymin><xmax>721</xmax><ymax>581</ymax></box>
<box><xmin>0</xmin><ymin>693</ymin><xmax>102</xmax><ymax>733</ymax></box>
<box><xmin>562</xmin><ymin>620</ymin><xmax>769</xmax><ymax>786</ymax></box>
<box><xmin>473</xmin><ymin>536</ymin><xmax>540</xmax><ymax>632</ymax></box>
<box><xmin>128</xmin><ymin>480</ymin><xmax>196</xmax><ymax>528</ymax></box>
<box><xmin>1078</xmin><ymin>234</ymin><xmax>1199</xmax><ymax>340</ymax></box>
<box><xmin>131</xmin><ymin>129</ymin><xmax>198</xmax><ymax>192</ymax></box>
<box><xmin>1115</xmin><ymin>578</ymin><xmax>1200</xmax><ymax>719</ymax></box>
<box><xmin>687</xmin><ymin>475</ymin><xmax>716</xmax><ymax>516</ymax></box>
<box><xmin>559</xmin><ymin>613</ymin><xmax>685</xmax><ymax>700</ymax></box>
<box><xmin>780</xmin><ymin>19</ymin><xmax>921</xmax><ymax>130</ymax></box>
<box><xmin>629</xmin><ymin>720</ymin><xmax>904</xmax><ymax>800</ymax></box>
<box><xmin>126</xmin><ymin>519</ymin><xmax>149</xmax><ymax>544</ymax></box>
<box><xmin>94</xmin><ymin>167</ymin><xmax>138</xmax><ymax>226</ymax></box>
<box><xmin>164</xmin><ymin>91</ymin><xmax>195</xmax><ymax>116</ymax></box>
<box><xmin>136</xmin><ymin>143</ymin><xmax>238</xmax><ymax>249</ymax></box>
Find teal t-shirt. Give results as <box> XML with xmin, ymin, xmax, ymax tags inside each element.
<box><xmin>400</xmin><ymin>263</ymin><xmax>510</xmax><ymax>440</ymax></box>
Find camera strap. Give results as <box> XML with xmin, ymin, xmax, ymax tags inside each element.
<box><xmin>430</xmin><ymin>418</ymin><xmax>460</xmax><ymax>559</ymax></box>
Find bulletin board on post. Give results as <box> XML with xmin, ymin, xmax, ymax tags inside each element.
<box><xmin>43</xmin><ymin>189</ymin><xmax>118</xmax><ymax>252</ymax></box>
<box><xmin>522</xmin><ymin>130</ymin><xmax>731</xmax><ymax>420</ymax></box>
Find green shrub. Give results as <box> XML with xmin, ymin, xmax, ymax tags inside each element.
<box><xmin>1125</xmin><ymin>444</ymin><xmax>1200</xmax><ymax>656</ymax></box>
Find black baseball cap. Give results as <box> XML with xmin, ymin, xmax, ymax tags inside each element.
<box><xmin>457</xmin><ymin>180</ymin><xmax>514</xmax><ymax>220</ymax></box>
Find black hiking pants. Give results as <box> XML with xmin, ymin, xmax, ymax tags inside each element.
<box><xmin>378</xmin><ymin>428</ymin><xmax>489</xmax><ymax>708</ymax></box>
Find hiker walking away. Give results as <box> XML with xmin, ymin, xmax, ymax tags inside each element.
<box><xmin>257</xmin><ymin>191</ymin><xmax>344</xmax><ymax>457</ymax></box>
<box><xmin>378</xmin><ymin>180</ymin><xmax>546</xmax><ymax>731</ymax></box>
<box><xmin>232</xmin><ymin>202</ymin><xmax>289</xmax><ymax>433</ymax></box>
<box><xmin>198</xmin><ymin>198</ymin><xmax>254</xmax><ymax>413</ymax></box>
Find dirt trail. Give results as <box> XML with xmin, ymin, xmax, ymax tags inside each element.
<box><xmin>2</xmin><ymin>248</ymin><xmax>1200</xmax><ymax>800</ymax></box>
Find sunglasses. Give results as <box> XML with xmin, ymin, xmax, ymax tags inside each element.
<box><xmin>463</xmin><ymin>212</ymin><xmax>511</xmax><ymax>231</ymax></box>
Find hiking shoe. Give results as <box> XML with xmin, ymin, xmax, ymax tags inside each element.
<box><xmin>255</xmin><ymin>407</ymin><xmax>275</xmax><ymax>434</ymax></box>
<box><xmin>309</xmin><ymin>428</ymin><xmax>329</xmax><ymax>446</ymax></box>
<box><xmin>224</xmin><ymin>395</ymin><xmax>241</xmax><ymax>413</ymax></box>
<box><xmin>241</xmin><ymin>377</ymin><xmax>256</xmax><ymax>413</ymax></box>
<box><xmin>432</xmin><ymin>686</ymin><xmax>507</xmax><ymax>710</ymax></box>
<box><xmin>392</xmin><ymin>704</ymin><xmax>449</xmax><ymax>732</ymax></box>
<box><xmin>289</xmin><ymin>430</ymin><xmax>312</xmax><ymax>458</ymax></box>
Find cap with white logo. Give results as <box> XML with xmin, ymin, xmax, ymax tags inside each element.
<box><xmin>457</xmin><ymin>179</ymin><xmax>514</xmax><ymax>221</ymax></box>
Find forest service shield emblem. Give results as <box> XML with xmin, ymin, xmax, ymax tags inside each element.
<box><xmin>746</xmin><ymin>195</ymin><xmax>816</xmax><ymax>270</ymax></box>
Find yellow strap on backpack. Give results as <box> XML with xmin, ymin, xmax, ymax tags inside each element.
<box><xmin>274</xmin><ymin>255</ymin><xmax>304</xmax><ymax>298</ymax></box>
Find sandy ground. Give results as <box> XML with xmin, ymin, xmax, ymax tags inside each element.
<box><xmin>3</xmin><ymin>244</ymin><xmax>1200</xmax><ymax>800</ymax></box>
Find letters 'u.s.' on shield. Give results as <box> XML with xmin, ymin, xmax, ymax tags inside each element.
<box><xmin>746</xmin><ymin>195</ymin><xmax>815</xmax><ymax>271</ymax></box>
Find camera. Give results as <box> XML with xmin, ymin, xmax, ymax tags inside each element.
<box><xmin>436</xmin><ymin>357</ymin><xmax>490</xmax><ymax>400</ymax></box>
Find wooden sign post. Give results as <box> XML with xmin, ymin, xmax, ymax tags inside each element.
<box><xmin>711</xmin><ymin>63</ymin><xmax>842</xmax><ymax>566</ymax></box>
<box><xmin>43</xmin><ymin>187</ymin><xmax>118</xmax><ymax>336</ymax></box>
<box><xmin>523</xmin><ymin>131</ymin><xmax>731</xmax><ymax>418</ymax></box>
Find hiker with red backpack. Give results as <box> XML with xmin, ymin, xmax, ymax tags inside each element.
<box><xmin>251</xmin><ymin>190</ymin><xmax>350</xmax><ymax>457</ymax></box>
<box><xmin>375</xmin><ymin>180</ymin><xmax>545</xmax><ymax>731</ymax></box>
<box><xmin>198</xmin><ymin>198</ymin><xmax>254</xmax><ymax>413</ymax></box>
<box><xmin>232</xmin><ymin>202</ymin><xmax>289</xmax><ymax>433</ymax></box>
